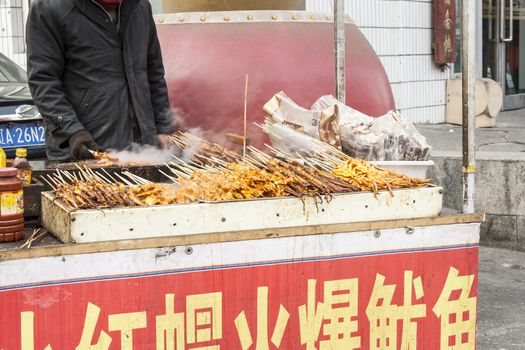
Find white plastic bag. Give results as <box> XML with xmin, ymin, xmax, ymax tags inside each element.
<box><xmin>312</xmin><ymin>96</ymin><xmax>431</xmax><ymax>161</ymax></box>
<box><xmin>264</xmin><ymin>120</ymin><xmax>328</xmax><ymax>157</ymax></box>
<box><xmin>263</xmin><ymin>91</ymin><xmax>341</xmax><ymax>149</ymax></box>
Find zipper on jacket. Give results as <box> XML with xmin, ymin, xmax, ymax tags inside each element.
<box><xmin>90</xmin><ymin>0</ymin><xmax>121</xmax><ymax>31</ymax></box>
<box><xmin>117</xmin><ymin>1</ymin><xmax>122</xmax><ymax>32</ymax></box>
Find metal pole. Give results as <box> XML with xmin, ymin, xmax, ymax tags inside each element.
<box><xmin>462</xmin><ymin>0</ymin><xmax>476</xmax><ymax>213</ymax></box>
<box><xmin>334</xmin><ymin>0</ymin><xmax>346</xmax><ymax>103</ymax></box>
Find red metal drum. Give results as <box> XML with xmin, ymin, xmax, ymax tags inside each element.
<box><xmin>156</xmin><ymin>11</ymin><xmax>395</xmax><ymax>147</ymax></box>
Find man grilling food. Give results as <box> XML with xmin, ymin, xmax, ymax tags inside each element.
<box><xmin>26</xmin><ymin>0</ymin><xmax>173</xmax><ymax>160</ymax></box>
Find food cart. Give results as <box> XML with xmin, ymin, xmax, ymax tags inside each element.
<box><xmin>0</xmin><ymin>143</ymin><xmax>482</xmax><ymax>349</ymax></box>
<box><xmin>0</xmin><ymin>197</ymin><xmax>481</xmax><ymax>349</ymax></box>
<box><xmin>0</xmin><ymin>5</ymin><xmax>482</xmax><ymax>349</ymax></box>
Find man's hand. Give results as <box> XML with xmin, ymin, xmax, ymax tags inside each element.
<box><xmin>69</xmin><ymin>130</ymin><xmax>102</xmax><ymax>160</ymax></box>
<box><xmin>157</xmin><ymin>133</ymin><xmax>172</xmax><ymax>150</ymax></box>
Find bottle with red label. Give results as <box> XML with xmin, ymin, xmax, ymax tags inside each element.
<box><xmin>0</xmin><ymin>168</ymin><xmax>24</xmax><ymax>242</ymax></box>
<box><xmin>13</xmin><ymin>148</ymin><xmax>33</xmax><ymax>186</ymax></box>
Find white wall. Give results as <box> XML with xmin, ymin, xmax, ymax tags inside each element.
<box><xmin>0</xmin><ymin>0</ymin><xmax>27</xmax><ymax>69</ymax></box>
<box><xmin>306</xmin><ymin>0</ymin><xmax>450</xmax><ymax>123</ymax></box>
<box><xmin>2</xmin><ymin>0</ymin><xmax>450</xmax><ymax>123</ymax></box>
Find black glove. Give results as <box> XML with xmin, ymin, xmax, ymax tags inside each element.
<box><xmin>69</xmin><ymin>130</ymin><xmax>101</xmax><ymax>160</ymax></box>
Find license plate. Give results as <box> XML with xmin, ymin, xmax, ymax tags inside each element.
<box><xmin>0</xmin><ymin>123</ymin><xmax>45</xmax><ymax>149</ymax></box>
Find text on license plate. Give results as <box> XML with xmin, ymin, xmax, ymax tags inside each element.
<box><xmin>0</xmin><ymin>124</ymin><xmax>45</xmax><ymax>148</ymax></box>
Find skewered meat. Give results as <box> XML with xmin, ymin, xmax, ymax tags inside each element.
<box><xmin>54</xmin><ymin>181</ymin><xmax>180</xmax><ymax>209</ymax></box>
<box><xmin>170</xmin><ymin>133</ymin><xmax>240</xmax><ymax>166</ymax></box>
<box><xmin>332</xmin><ymin>158</ymin><xmax>431</xmax><ymax>193</ymax></box>
<box><xmin>90</xmin><ymin>151</ymin><xmax>118</xmax><ymax>161</ymax></box>
<box><xmin>51</xmin><ymin>135</ymin><xmax>433</xmax><ymax>211</ymax></box>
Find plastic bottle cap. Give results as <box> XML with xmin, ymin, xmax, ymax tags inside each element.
<box><xmin>0</xmin><ymin>168</ymin><xmax>18</xmax><ymax>177</ymax></box>
<box><xmin>16</xmin><ymin>148</ymin><xmax>27</xmax><ymax>157</ymax></box>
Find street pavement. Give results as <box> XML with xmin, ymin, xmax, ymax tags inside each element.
<box><xmin>418</xmin><ymin>109</ymin><xmax>525</xmax><ymax>154</ymax></box>
<box><xmin>478</xmin><ymin>246</ymin><xmax>525</xmax><ymax>349</ymax></box>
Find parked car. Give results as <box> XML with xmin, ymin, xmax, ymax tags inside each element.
<box><xmin>0</xmin><ymin>52</ymin><xmax>45</xmax><ymax>159</ymax></box>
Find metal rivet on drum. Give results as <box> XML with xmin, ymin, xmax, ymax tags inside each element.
<box><xmin>159</xmin><ymin>18</ymin><xmax>165</xmax><ymax>23</ymax></box>
<box><xmin>221</xmin><ymin>217</ymin><xmax>226</xmax><ymax>222</ymax></box>
<box><xmin>271</xmin><ymin>15</ymin><xmax>277</xmax><ymax>20</ymax></box>
<box><xmin>224</xmin><ymin>16</ymin><xmax>230</xmax><ymax>21</ymax></box>
<box><xmin>200</xmin><ymin>16</ymin><xmax>206</xmax><ymax>22</ymax></box>
<box><xmin>179</xmin><ymin>17</ymin><xmax>185</xmax><ymax>22</ymax></box>
<box><xmin>247</xmin><ymin>15</ymin><xmax>254</xmax><ymax>20</ymax></box>
<box><xmin>326</xmin><ymin>16</ymin><xmax>332</xmax><ymax>20</ymax></box>
<box><xmin>374</xmin><ymin>230</ymin><xmax>381</xmax><ymax>238</ymax></box>
<box><xmin>185</xmin><ymin>247</ymin><xmax>193</xmax><ymax>255</ymax></box>
<box><xmin>291</xmin><ymin>16</ymin><xmax>298</xmax><ymax>20</ymax></box>
<box><xmin>406</xmin><ymin>226</ymin><xmax>415</xmax><ymax>235</ymax></box>
<box><xmin>310</xmin><ymin>15</ymin><xmax>316</xmax><ymax>20</ymax></box>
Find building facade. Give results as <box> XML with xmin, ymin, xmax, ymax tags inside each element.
<box><xmin>1</xmin><ymin>0</ymin><xmax>29</xmax><ymax>69</ymax></box>
<box><xmin>307</xmin><ymin>0</ymin><xmax>457</xmax><ymax>123</ymax></box>
<box><xmin>4</xmin><ymin>0</ymin><xmax>521</xmax><ymax>124</ymax></box>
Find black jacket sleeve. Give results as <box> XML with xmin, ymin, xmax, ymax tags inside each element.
<box><xmin>146</xmin><ymin>3</ymin><xmax>174</xmax><ymax>135</ymax></box>
<box><xmin>26</xmin><ymin>0</ymin><xmax>85</xmax><ymax>147</ymax></box>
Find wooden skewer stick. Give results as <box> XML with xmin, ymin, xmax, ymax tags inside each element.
<box><xmin>125</xmin><ymin>173</ymin><xmax>148</xmax><ymax>185</ymax></box>
<box><xmin>40</xmin><ymin>176</ymin><xmax>56</xmax><ymax>190</ymax></box>
<box><xmin>193</xmin><ymin>153</ymin><xmax>220</xmax><ymax>165</ymax></box>
<box><xmin>55</xmin><ymin>169</ymin><xmax>67</xmax><ymax>184</ymax></box>
<box><xmin>47</xmin><ymin>174</ymin><xmax>60</xmax><ymax>186</ymax></box>
<box><xmin>85</xmin><ymin>166</ymin><xmax>103</xmax><ymax>183</ymax></box>
<box><xmin>307</xmin><ymin>158</ymin><xmax>334</xmax><ymax>171</ymax></box>
<box><xmin>243</xmin><ymin>74</ymin><xmax>249</xmax><ymax>160</ymax></box>
<box><xmin>158</xmin><ymin>169</ymin><xmax>179</xmax><ymax>183</ymax></box>
<box><xmin>120</xmin><ymin>173</ymin><xmax>140</xmax><ymax>186</ymax></box>
<box><xmin>94</xmin><ymin>171</ymin><xmax>112</xmax><ymax>184</ymax></box>
<box><xmin>167</xmin><ymin>167</ymin><xmax>191</xmax><ymax>180</ymax></box>
<box><xmin>74</xmin><ymin>164</ymin><xmax>91</xmax><ymax>182</ymax></box>
<box><xmin>170</xmin><ymin>137</ymin><xmax>186</xmax><ymax>148</ymax></box>
<box><xmin>101</xmin><ymin>168</ymin><xmax>118</xmax><ymax>184</ymax></box>
<box><xmin>46</xmin><ymin>174</ymin><xmax>61</xmax><ymax>187</ymax></box>
<box><xmin>52</xmin><ymin>174</ymin><xmax>66</xmax><ymax>185</ymax></box>
<box><xmin>123</xmin><ymin>171</ymin><xmax>151</xmax><ymax>185</ymax></box>
<box><xmin>48</xmin><ymin>174</ymin><xmax>61</xmax><ymax>185</ymax></box>
<box><xmin>60</xmin><ymin>170</ymin><xmax>76</xmax><ymax>183</ymax></box>
<box><xmin>248</xmin><ymin>146</ymin><xmax>271</xmax><ymax>161</ymax></box>
<box><xmin>84</xmin><ymin>165</ymin><xmax>100</xmax><ymax>182</ymax></box>
<box><xmin>114</xmin><ymin>173</ymin><xmax>135</xmax><ymax>186</ymax></box>
<box><xmin>244</xmin><ymin>155</ymin><xmax>266</xmax><ymax>169</ymax></box>
<box><xmin>171</xmin><ymin>155</ymin><xmax>200</xmax><ymax>171</ymax></box>
<box><xmin>264</xmin><ymin>144</ymin><xmax>290</xmax><ymax>160</ymax></box>
<box><xmin>210</xmin><ymin>156</ymin><xmax>229</xmax><ymax>167</ymax></box>
<box><xmin>169</xmin><ymin>161</ymin><xmax>197</xmax><ymax>175</ymax></box>
<box><xmin>168</xmin><ymin>163</ymin><xmax>195</xmax><ymax>177</ymax></box>
<box><xmin>20</xmin><ymin>227</ymin><xmax>47</xmax><ymax>249</ymax></box>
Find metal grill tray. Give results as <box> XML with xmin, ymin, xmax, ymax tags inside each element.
<box><xmin>42</xmin><ymin>186</ymin><xmax>443</xmax><ymax>243</ymax></box>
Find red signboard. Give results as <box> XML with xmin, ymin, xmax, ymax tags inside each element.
<box><xmin>0</xmin><ymin>247</ymin><xmax>478</xmax><ymax>349</ymax></box>
<box><xmin>434</xmin><ymin>0</ymin><xmax>457</xmax><ymax>65</ymax></box>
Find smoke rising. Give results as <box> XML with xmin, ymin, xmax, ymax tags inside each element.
<box><xmin>108</xmin><ymin>143</ymin><xmax>176</xmax><ymax>165</ymax></box>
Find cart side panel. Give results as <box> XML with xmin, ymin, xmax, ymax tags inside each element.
<box><xmin>0</xmin><ymin>223</ymin><xmax>479</xmax><ymax>349</ymax></box>
<box><xmin>41</xmin><ymin>192</ymin><xmax>72</xmax><ymax>243</ymax></box>
<box><xmin>42</xmin><ymin>187</ymin><xmax>443</xmax><ymax>243</ymax></box>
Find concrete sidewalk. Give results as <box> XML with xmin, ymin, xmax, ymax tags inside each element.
<box><xmin>418</xmin><ymin>109</ymin><xmax>525</xmax><ymax>154</ymax></box>
<box><xmin>478</xmin><ymin>246</ymin><xmax>525</xmax><ymax>349</ymax></box>
<box><xmin>418</xmin><ymin>109</ymin><xmax>525</xmax><ymax>251</ymax></box>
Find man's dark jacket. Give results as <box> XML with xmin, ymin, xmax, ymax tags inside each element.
<box><xmin>26</xmin><ymin>0</ymin><xmax>173</xmax><ymax>160</ymax></box>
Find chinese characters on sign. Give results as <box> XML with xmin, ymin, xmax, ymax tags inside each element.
<box><xmin>17</xmin><ymin>267</ymin><xmax>477</xmax><ymax>350</ymax></box>
<box><xmin>434</xmin><ymin>0</ymin><xmax>457</xmax><ymax>64</ymax></box>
